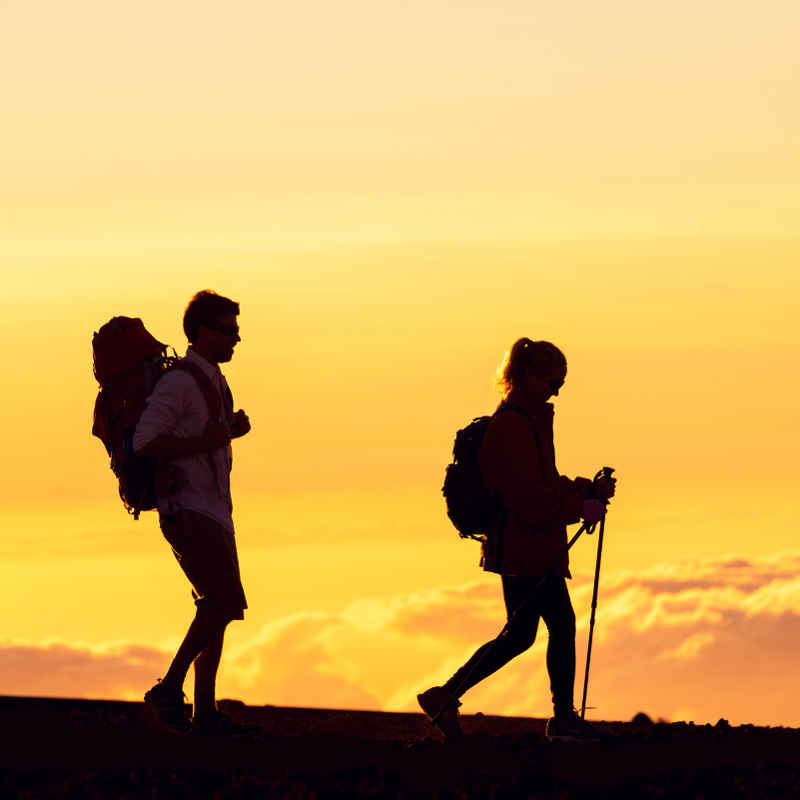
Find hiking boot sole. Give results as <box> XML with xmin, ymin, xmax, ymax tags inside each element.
<box><xmin>417</xmin><ymin>692</ymin><xmax>464</xmax><ymax>741</ymax></box>
<box><xmin>143</xmin><ymin>700</ymin><xmax>191</xmax><ymax>734</ymax></box>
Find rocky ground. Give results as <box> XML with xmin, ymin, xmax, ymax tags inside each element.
<box><xmin>1</xmin><ymin>696</ymin><xmax>799</xmax><ymax>798</ymax></box>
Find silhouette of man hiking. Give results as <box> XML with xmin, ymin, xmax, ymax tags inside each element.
<box><xmin>134</xmin><ymin>290</ymin><xmax>257</xmax><ymax>736</ymax></box>
<box><xmin>419</xmin><ymin>338</ymin><xmax>616</xmax><ymax>741</ymax></box>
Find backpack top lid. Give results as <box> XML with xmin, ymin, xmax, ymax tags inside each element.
<box><xmin>92</xmin><ymin>316</ymin><xmax>167</xmax><ymax>384</ymax></box>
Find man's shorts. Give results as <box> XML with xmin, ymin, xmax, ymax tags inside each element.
<box><xmin>159</xmin><ymin>509</ymin><xmax>247</xmax><ymax>622</ymax></box>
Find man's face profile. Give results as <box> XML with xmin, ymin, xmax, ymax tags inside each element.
<box><xmin>197</xmin><ymin>312</ymin><xmax>240</xmax><ymax>363</ymax></box>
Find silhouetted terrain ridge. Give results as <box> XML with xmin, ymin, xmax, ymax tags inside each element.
<box><xmin>2</xmin><ymin>696</ymin><xmax>799</xmax><ymax>798</ymax></box>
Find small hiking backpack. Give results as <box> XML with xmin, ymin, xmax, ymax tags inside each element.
<box><xmin>91</xmin><ymin>317</ymin><xmax>177</xmax><ymax>518</ymax></box>
<box><xmin>442</xmin><ymin>415</ymin><xmax>501</xmax><ymax>541</ymax></box>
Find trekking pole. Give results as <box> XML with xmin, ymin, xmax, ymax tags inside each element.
<box><xmin>580</xmin><ymin>466</ymin><xmax>614</xmax><ymax>719</ymax></box>
<box><xmin>436</xmin><ymin>517</ymin><xmax>594</xmax><ymax>720</ymax></box>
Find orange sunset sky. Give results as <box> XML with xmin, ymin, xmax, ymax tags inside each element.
<box><xmin>2</xmin><ymin>1</ymin><xmax>800</xmax><ymax>726</ymax></box>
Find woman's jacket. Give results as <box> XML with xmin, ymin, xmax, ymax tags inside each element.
<box><xmin>478</xmin><ymin>396</ymin><xmax>593</xmax><ymax>577</ymax></box>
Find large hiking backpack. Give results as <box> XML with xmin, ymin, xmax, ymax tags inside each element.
<box><xmin>91</xmin><ymin>317</ymin><xmax>177</xmax><ymax>519</ymax></box>
<box><xmin>91</xmin><ymin>318</ymin><xmax>227</xmax><ymax>519</ymax></box>
<box><xmin>442</xmin><ymin>415</ymin><xmax>500</xmax><ymax>541</ymax></box>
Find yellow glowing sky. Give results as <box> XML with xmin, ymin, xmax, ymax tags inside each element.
<box><xmin>2</xmin><ymin>0</ymin><xmax>800</xmax><ymax>725</ymax></box>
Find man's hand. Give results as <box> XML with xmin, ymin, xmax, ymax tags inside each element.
<box><xmin>230</xmin><ymin>409</ymin><xmax>251</xmax><ymax>439</ymax></box>
<box><xmin>594</xmin><ymin>474</ymin><xmax>617</xmax><ymax>501</ymax></box>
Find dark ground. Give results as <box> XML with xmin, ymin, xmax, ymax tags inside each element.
<box><xmin>1</xmin><ymin>696</ymin><xmax>799</xmax><ymax>798</ymax></box>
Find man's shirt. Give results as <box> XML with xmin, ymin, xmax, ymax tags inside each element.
<box><xmin>133</xmin><ymin>347</ymin><xmax>235</xmax><ymax>533</ymax></box>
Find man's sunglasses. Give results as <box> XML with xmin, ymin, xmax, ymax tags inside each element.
<box><xmin>549</xmin><ymin>377</ymin><xmax>564</xmax><ymax>392</ymax></box>
<box><xmin>209</xmin><ymin>323</ymin><xmax>240</xmax><ymax>337</ymax></box>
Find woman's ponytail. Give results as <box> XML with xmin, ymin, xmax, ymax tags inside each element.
<box><xmin>496</xmin><ymin>338</ymin><xmax>566</xmax><ymax>398</ymax></box>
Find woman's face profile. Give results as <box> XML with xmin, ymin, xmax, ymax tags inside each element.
<box><xmin>521</xmin><ymin>365</ymin><xmax>567</xmax><ymax>403</ymax></box>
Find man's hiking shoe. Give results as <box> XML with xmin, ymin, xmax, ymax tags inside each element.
<box><xmin>417</xmin><ymin>686</ymin><xmax>463</xmax><ymax>741</ymax></box>
<box><xmin>545</xmin><ymin>711</ymin><xmax>604</xmax><ymax>742</ymax></box>
<box><xmin>191</xmin><ymin>709</ymin><xmax>262</xmax><ymax>739</ymax></box>
<box><xmin>144</xmin><ymin>681</ymin><xmax>190</xmax><ymax>733</ymax></box>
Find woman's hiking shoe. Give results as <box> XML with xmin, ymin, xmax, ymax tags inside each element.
<box><xmin>545</xmin><ymin>711</ymin><xmax>604</xmax><ymax>742</ymax></box>
<box><xmin>143</xmin><ymin>680</ymin><xmax>191</xmax><ymax>734</ymax></box>
<box><xmin>191</xmin><ymin>709</ymin><xmax>262</xmax><ymax>739</ymax></box>
<box><xmin>417</xmin><ymin>686</ymin><xmax>464</xmax><ymax>741</ymax></box>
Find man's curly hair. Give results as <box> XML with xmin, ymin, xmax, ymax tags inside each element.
<box><xmin>183</xmin><ymin>290</ymin><xmax>239</xmax><ymax>343</ymax></box>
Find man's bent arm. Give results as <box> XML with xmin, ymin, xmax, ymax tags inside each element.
<box><xmin>136</xmin><ymin>419</ymin><xmax>231</xmax><ymax>459</ymax></box>
<box><xmin>133</xmin><ymin>371</ymin><xmax>230</xmax><ymax>459</ymax></box>
<box><xmin>135</xmin><ymin>433</ymin><xmax>216</xmax><ymax>460</ymax></box>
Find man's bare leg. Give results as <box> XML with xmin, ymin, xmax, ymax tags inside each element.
<box><xmin>160</xmin><ymin>608</ymin><xmax>226</xmax><ymax>695</ymax></box>
<box><xmin>188</xmin><ymin>626</ymin><xmax>261</xmax><ymax>737</ymax></box>
<box><xmin>193</xmin><ymin>628</ymin><xmax>225</xmax><ymax>717</ymax></box>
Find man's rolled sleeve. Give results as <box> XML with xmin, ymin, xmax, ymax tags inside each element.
<box><xmin>133</xmin><ymin>373</ymin><xmax>187</xmax><ymax>453</ymax></box>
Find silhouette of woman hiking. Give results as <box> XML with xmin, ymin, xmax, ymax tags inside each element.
<box><xmin>418</xmin><ymin>338</ymin><xmax>616</xmax><ymax>741</ymax></box>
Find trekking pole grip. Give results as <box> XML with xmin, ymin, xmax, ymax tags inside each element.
<box><xmin>594</xmin><ymin>466</ymin><xmax>615</xmax><ymax>483</ymax></box>
<box><xmin>593</xmin><ymin>466</ymin><xmax>615</xmax><ymax>504</ymax></box>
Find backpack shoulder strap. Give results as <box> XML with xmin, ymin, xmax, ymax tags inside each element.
<box><xmin>170</xmin><ymin>361</ymin><xmax>226</xmax><ymax>485</ymax></box>
<box><xmin>496</xmin><ymin>401</ymin><xmax>531</xmax><ymax>424</ymax></box>
<box><xmin>494</xmin><ymin>402</ymin><xmax>547</xmax><ymax>477</ymax></box>
<box><xmin>172</xmin><ymin>362</ymin><xmax>222</xmax><ymax>422</ymax></box>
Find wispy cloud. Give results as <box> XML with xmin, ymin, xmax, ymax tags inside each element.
<box><xmin>0</xmin><ymin>642</ymin><xmax>164</xmax><ymax>700</ymax></box>
<box><xmin>3</xmin><ymin>552</ymin><xmax>800</xmax><ymax>726</ymax></box>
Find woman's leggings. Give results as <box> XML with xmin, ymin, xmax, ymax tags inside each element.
<box><xmin>443</xmin><ymin>575</ymin><xmax>576</xmax><ymax>717</ymax></box>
